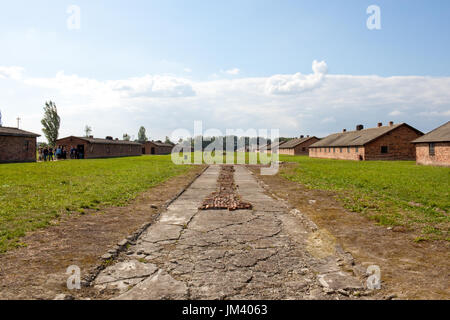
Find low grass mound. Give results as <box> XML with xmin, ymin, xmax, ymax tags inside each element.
<box><xmin>0</xmin><ymin>156</ymin><xmax>191</xmax><ymax>252</ymax></box>
<box><xmin>279</xmin><ymin>155</ymin><xmax>450</xmax><ymax>241</ymax></box>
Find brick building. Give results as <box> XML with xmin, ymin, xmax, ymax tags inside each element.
<box><xmin>56</xmin><ymin>136</ymin><xmax>142</xmax><ymax>159</ymax></box>
<box><xmin>412</xmin><ymin>121</ymin><xmax>450</xmax><ymax>167</ymax></box>
<box><xmin>142</xmin><ymin>141</ymin><xmax>174</xmax><ymax>155</ymax></box>
<box><xmin>258</xmin><ymin>140</ymin><xmax>286</xmax><ymax>154</ymax></box>
<box><xmin>309</xmin><ymin>122</ymin><xmax>423</xmax><ymax>161</ymax></box>
<box><xmin>0</xmin><ymin>127</ymin><xmax>40</xmax><ymax>163</ymax></box>
<box><xmin>279</xmin><ymin>136</ymin><xmax>320</xmax><ymax>156</ymax></box>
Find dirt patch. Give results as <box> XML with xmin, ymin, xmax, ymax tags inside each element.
<box><xmin>0</xmin><ymin>165</ymin><xmax>206</xmax><ymax>300</ymax></box>
<box><xmin>248</xmin><ymin>163</ymin><xmax>450</xmax><ymax>300</ymax></box>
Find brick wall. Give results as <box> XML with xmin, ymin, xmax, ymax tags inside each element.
<box><xmin>309</xmin><ymin>146</ymin><xmax>365</xmax><ymax>161</ymax></box>
<box><xmin>309</xmin><ymin>125</ymin><xmax>422</xmax><ymax>161</ymax></box>
<box><xmin>143</xmin><ymin>142</ymin><xmax>173</xmax><ymax>155</ymax></box>
<box><xmin>415</xmin><ymin>142</ymin><xmax>450</xmax><ymax>167</ymax></box>
<box><xmin>0</xmin><ymin>136</ymin><xmax>37</xmax><ymax>163</ymax></box>
<box><xmin>280</xmin><ymin>138</ymin><xmax>320</xmax><ymax>156</ymax></box>
<box><xmin>364</xmin><ymin>125</ymin><xmax>421</xmax><ymax>160</ymax></box>
<box><xmin>57</xmin><ymin>137</ymin><xmax>142</xmax><ymax>159</ymax></box>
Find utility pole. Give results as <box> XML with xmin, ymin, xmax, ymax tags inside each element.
<box><xmin>17</xmin><ymin>117</ymin><xmax>21</xmax><ymax>129</ymax></box>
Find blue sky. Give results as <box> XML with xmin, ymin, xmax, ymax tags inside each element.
<box><xmin>0</xmin><ymin>1</ymin><xmax>449</xmax><ymax>141</ymax></box>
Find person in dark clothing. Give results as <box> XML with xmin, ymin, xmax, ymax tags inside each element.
<box><xmin>43</xmin><ymin>148</ymin><xmax>49</xmax><ymax>161</ymax></box>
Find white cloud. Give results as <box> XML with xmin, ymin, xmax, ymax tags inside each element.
<box><xmin>389</xmin><ymin>110</ymin><xmax>403</xmax><ymax>116</ymax></box>
<box><xmin>109</xmin><ymin>75</ymin><xmax>196</xmax><ymax>98</ymax></box>
<box><xmin>223</xmin><ymin>68</ymin><xmax>240</xmax><ymax>75</ymax></box>
<box><xmin>1</xmin><ymin>61</ymin><xmax>449</xmax><ymax>141</ymax></box>
<box><xmin>0</xmin><ymin>66</ymin><xmax>25</xmax><ymax>80</ymax></box>
<box><xmin>265</xmin><ymin>60</ymin><xmax>328</xmax><ymax>95</ymax></box>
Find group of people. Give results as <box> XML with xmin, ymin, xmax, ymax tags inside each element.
<box><xmin>38</xmin><ymin>146</ymin><xmax>83</xmax><ymax>161</ymax></box>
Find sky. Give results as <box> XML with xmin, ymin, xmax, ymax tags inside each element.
<box><xmin>0</xmin><ymin>0</ymin><xmax>449</xmax><ymax>142</ymax></box>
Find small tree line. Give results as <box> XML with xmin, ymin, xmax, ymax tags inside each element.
<box><xmin>39</xmin><ymin>101</ymin><xmax>174</xmax><ymax>146</ymax></box>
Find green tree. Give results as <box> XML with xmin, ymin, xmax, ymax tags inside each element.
<box><xmin>137</xmin><ymin>126</ymin><xmax>148</xmax><ymax>143</ymax></box>
<box><xmin>164</xmin><ymin>136</ymin><xmax>173</xmax><ymax>145</ymax></box>
<box><xmin>84</xmin><ymin>125</ymin><xmax>92</xmax><ymax>137</ymax></box>
<box><xmin>41</xmin><ymin>101</ymin><xmax>60</xmax><ymax>147</ymax></box>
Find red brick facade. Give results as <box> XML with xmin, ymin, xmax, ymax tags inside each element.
<box><xmin>309</xmin><ymin>124</ymin><xmax>422</xmax><ymax>161</ymax></box>
<box><xmin>415</xmin><ymin>142</ymin><xmax>450</xmax><ymax>167</ymax></box>
<box><xmin>309</xmin><ymin>145</ymin><xmax>365</xmax><ymax>160</ymax></box>
<box><xmin>143</xmin><ymin>141</ymin><xmax>174</xmax><ymax>155</ymax></box>
<box><xmin>0</xmin><ymin>135</ymin><xmax>38</xmax><ymax>163</ymax></box>
<box><xmin>56</xmin><ymin>136</ymin><xmax>142</xmax><ymax>159</ymax></box>
<box><xmin>279</xmin><ymin>137</ymin><xmax>320</xmax><ymax>156</ymax></box>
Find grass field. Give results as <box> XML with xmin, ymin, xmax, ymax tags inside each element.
<box><xmin>0</xmin><ymin>156</ymin><xmax>191</xmax><ymax>252</ymax></box>
<box><xmin>278</xmin><ymin>155</ymin><xmax>450</xmax><ymax>241</ymax></box>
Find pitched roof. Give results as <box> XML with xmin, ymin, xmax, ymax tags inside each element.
<box><xmin>258</xmin><ymin>140</ymin><xmax>286</xmax><ymax>151</ymax></box>
<box><xmin>412</xmin><ymin>121</ymin><xmax>450</xmax><ymax>143</ymax></box>
<box><xmin>0</xmin><ymin>126</ymin><xmax>40</xmax><ymax>137</ymax></box>
<box><xmin>58</xmin><ymin>136</ymin><xmax>141</xmax><ymax>145</ymax></box>
<box><xmin>146</xmin><ymin>141</ymin><xmax>174</xmax><ymax>148</ymax></box>
<box><xmin>280</xmin><ymin>136</ymin><xmax>317</xmax><ymax>149</ymax></box>
<box><xmin>310</xmin><ymin>123</ymin><xmax>423</xmax><ymax>148</ymax></box>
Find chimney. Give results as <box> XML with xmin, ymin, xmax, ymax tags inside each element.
<box><xmin>377</xmin><ymin>122</ymin><xmax>383</xmax><ymax>127</ymax></box>
<box><xmin>356</xmin><ymin>124</ymin><xmax>364</xmax><ymax>131</ymax></box>
<box><xmin>389</xmin><ymin>121</ymin><xmax>394</xmax><ymax>126</ymax></box>
<box><xmin>115</xmin><ymin>138</ymin><xmax>119</xmax><ymax>141</ymax></box>
<box><xmin>300</xmin><ymin>135</ymin><xmax>304</xmax><ymax>138</ymax></box>
<box><xmin>343</xmin><ymin>129</ymin><xmax>347</xmax><ymax>133</ymax></box>
<box><xmin>307</xmin><ymin>135</ymin><xmax>310</xmax><ymax>138</ymax></box>
<box><xmin>89</xmin><ymin>135</ymin><xmax>93</xmax><ymax>139</ymax></box>
<box><xmin>106</xmin><ymin>136</ymin><xmax>113</xmax><ymax>140</ymax></box>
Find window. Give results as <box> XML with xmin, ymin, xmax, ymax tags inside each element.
<box><xmin>328</xmin><ymin>147</ymin><xmax>331</xmax><ymax>153</ymax></box>
<box><xmin>355</xmin><ymin>147</ymin><xmax>359</xmax><ymax>153</ymax></box>
<box><xmin>429</xmin><ymin>143</ymin><xmax>435</xmax><ymax>156</ymax></box>
<box><xmin>340</xmin><ymin>147</ymin><xmax>343</xmax><ymax>153</ymax></box>
<box><xmin>347</xmin><ymin>147</ymin><xmax>350</xmax><ymax>153</ymax></box>
<box><xmin>381</xmin><ymin>146</ymin><xmax>388</xmax><ymax>154</ymax></box>
<box><xmin>333</xmin><ymin>147</ymin><xmax>336</xmax><ymax>153</ymax></box>
<box><xmin>302</xmin><ymin>147</ymin><xmax>306</xmax><ymax>152</ymax></box>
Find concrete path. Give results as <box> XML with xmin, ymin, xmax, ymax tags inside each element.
<box><xmin>94</xmin><ymin>165</ymin><xmax>366</xmax><ymax>300</ymax></box>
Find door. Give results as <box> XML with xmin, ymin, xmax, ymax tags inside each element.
<box><xmin>77</xmin><ymin>145</ymin><xmax>85</xmax><ymax>159</ymax></box>
<box><xmin>151</xmin><ymin>147</ymin><xmax>155</xmax><ymax>155</ymax></box>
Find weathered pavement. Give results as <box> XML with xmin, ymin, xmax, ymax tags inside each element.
<box><xmin>94</xmin><ymin>165</ymin><xmax>368</xmax><ymax>300</ymax></box>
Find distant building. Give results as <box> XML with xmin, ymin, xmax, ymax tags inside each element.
<box><xmin>143</xmin><ymin>141</ymin><xmax>174</xmax><ymax>155</ymax></box>
<box><xmin>309</xmin><ymin>122</ymin><xmax>423</xmax><ymax>161</ymax></box>
<box><xmin>412</xmin><ymin>121</ymin><xmax>450</xmax><ymax>167</ymax></box>
<box><xmin>258</xmin><ymin>140</ymin><xmax>287</xmax><ymax>154</ymax></box>
<box><xmin>56</xmin><ymin>136</ymin><xmax>142</xmax><ymax>159</ymax></box>
<box><xmin>0</xmin><ymin>127</ymin><xmax>40</xmax><ymax>163</ymax></box>
<box><xmin>279</xmin><ymin>136</ymin><xmax>320</xmax><ymax>156</ymax></box>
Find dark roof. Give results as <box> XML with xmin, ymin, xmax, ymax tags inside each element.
<box><xmin>280</xmin><ymin>136</ymin><xmax>317</xmax><ymax>149</ymax></box>
<box><xmin>146</xmin><ymin>141</ymin><xmax>174</xmax><ymax>148</ymax></box>
<box><xmin>310</xmin><ymin>123</ymin><xmax>423</xmax><ymax>148</ymax></box>
<box><xmin>412</xmin><ymin>121</ymin><xmax>450</xmax><ymax>143</ymax></box>
<box><xmin>0</xmin><ymin>126</ymin><xmax>40</xmax><ymax>137</ymax></box>
<box><xmin>58</xmin><ymin>136</ymin><xmax>141</xmax><ymax>145</ymax></box>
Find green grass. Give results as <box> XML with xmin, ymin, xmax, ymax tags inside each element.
<box><xmin>278</xmin><ymin>155</ymin><xmax>450</xmax><ymax>241</ymax></box>
<box><xmin>0</xmin><ymin>156</ymin><xmax>191</xmax><ymax>252</ymax></box>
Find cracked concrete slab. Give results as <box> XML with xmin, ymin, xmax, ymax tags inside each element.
<box><xmin>95</xmin><ymin>165</ymin><xmax>369</xmax><ymax>300</ymax></box>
